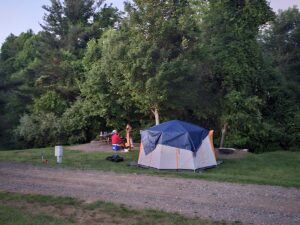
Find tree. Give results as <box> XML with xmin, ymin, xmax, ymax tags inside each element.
<box><xmin>203</xmin><ymin>0</ymin><xmax>275</xmax><ymax>150</ymax></box>
<box><xmin>81</xmin><ymin>29</ymin><xmax>140</xmax><ymax>130</ymax></box>
<box><xmin>41</xmin><ymin>0</ymin><xmax>121</xmax><ymax>54</ymax></box>
<box><xmin>258</xmin><ymin>7</ymin><xmax>300</xmax><ymax>149</ymax></box>
<box><xmin>11</xmin><ymin>0</ymin><xmax>123</xmax><ymax>148</ymax></box>
<box><xmin>0</xmin><ymin>31</ymin><xmax>42</xmax><ymax>148</ymax></box>
<box><xmin>265</xmin><ymin>7</ymin><xmax>300</xmax><ymax>102</ymax></box>
<box><xmin>119</xmin><ymin>0</ymin><xmax>205</xmax><ymax>125</ymax></box>
<box><xmin>37</xmin><ymin>0</ymin><xmax>123</xmax><ymax>100</ymax></box>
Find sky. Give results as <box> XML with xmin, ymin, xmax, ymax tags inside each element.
<box><xmin>0</xmin><ymin>0</ymin><xmax>300</xmax><ymax>47</ymax></box>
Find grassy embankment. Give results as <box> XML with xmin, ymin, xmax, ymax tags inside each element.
<box><xmin>0</xmin><ymin>147</ymin><xmax>299</xmax><ymax>187</ymax></box>
<box><xmin>0</xmin><ymin>191</ymin><xmax>240</xmax><ymax>225</ymax></box>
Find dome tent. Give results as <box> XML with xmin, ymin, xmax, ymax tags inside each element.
<box><xmin>138</xmin><ymin>120</ymin><xmax>217</xmax><ymax>170</ymax></box>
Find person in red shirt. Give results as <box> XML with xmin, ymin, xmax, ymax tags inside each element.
<box><xmin>111</xmin><ymin>130</ymin><xmax>124</xmax><ymax>151</ymax></box>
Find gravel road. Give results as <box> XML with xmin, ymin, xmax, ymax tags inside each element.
<box><xmin>0</xmin><ymin>162</ymin><xmax>299</xmax><ymax>225</ymax></box>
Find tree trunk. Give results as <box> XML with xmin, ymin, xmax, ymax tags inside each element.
<box><xmin>151</xmin><ymin>107</ymin><xmax>160</xmax><ymax>125</ymax></box>
<box><xmin>220</xmin><ymin>123</ymin><xmax>227</xmax><ymax>148</ymax></box>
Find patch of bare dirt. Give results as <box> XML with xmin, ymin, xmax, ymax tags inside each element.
<box><xmin>65</xmin><ymin>141</ymin><xmax>139</xmax><ymax>153</ymax></box>
<box><xmin>216</xmin><ymin>148</ymin><xmax>250</xmax><ymax>160</ymax></box>
<box><xmin>65</xmin><ymin>141</ymin><xmax>113</xmax><ymax>152</ymax></box>
<box><xmin>0</xmin><ymin>162</ymin><xmax>299</xmax><ymax>225</ymax></box>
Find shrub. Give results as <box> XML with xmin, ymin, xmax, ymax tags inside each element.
<box><xmin>16</xmin><ymin>113</ymin><xmax>62</xmax><ymax>147</ymax></box>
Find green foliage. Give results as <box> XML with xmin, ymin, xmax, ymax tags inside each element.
<box><xmin>33</xmin><ymin>91</ymin><xmax>69</xmax><ymax>115</ymax></box>
<box><xmin>0</xmin><ymin>31</ymin><xmax>42</xmax><ymax>148</ymax></box>
<box><xmin>117</xmin><ymin>0</ymin><xmax>209</xmax><ymax>123</ymax></box>
<box><xmin>258</xmin><ymin>6</ymin><xmax>300</xmax><ymax>150</ymax></box>
<box><xmin>41</xmin><ymin>0</ymin><xmax>121</xmax><ymax>55</ymax></box>
<box><xmin>224</xmin><ymin>91</ymin><xmax>263</xmax><ymax>148</ymax></box>
<box><xmin>273</xmin><ymin>7</ymin><xmax>300</xmax><ymax>97</ymax></box>
<box><xmin>15</xmin><ymin>96</ymin><xmax>105</xmax><ymax>147</ymax></box>
<box><xmin>202</xmin><ymin>0</ymin><xmax>286</xmax><ymax>151</ymax></box>
<box><xmin>16</xmin><ymin>113</ymin><xmax>62</xmax><ymax>147</ymax></box>
<box><xmin>0</xmin><ymin>0</ymin><xmax>299</xmax><ymax>151</ymax></box>
<box><xmin>16</xmin><ymin>99</ymin><xmax>96</xmax><ymax>147</ymax></box>
<box><xmin>60</xmin><ymin>99</ymin><xmax>88</xmax><ymax>144</ymax></box>
<box><xmin>81</xmin><ymin>29</ymin><xmax>141</xmax><ymax>130</ymax></box>
<box><xmin>4</xmin><ymin>0</ymin><xmax>123</xmax><ymax>148</ymax></box>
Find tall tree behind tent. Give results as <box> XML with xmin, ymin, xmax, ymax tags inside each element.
<box><xmin>80</xmin><ymin>29</ymin><xmax>143</xmax><ymax>131</ymax></box>
<box><xmin>119</xmin><ymin>0</ymin><xmax>208</xmax><ymax>125</ymax></box>
<box><xmin>203</xmin><ymin>0</ymin><xmax>275</xmax><ymax>151</ymax></box>
<box><xmin>258</xmin><ymin>7</ymin><xmax>300</xmax><ymax>149</ymax></box>
<box><xmin>265</xmin><ymin>7</ymin><xmax>300</xmax><ymax>103</ymax></box>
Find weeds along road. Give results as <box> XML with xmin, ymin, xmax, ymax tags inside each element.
<box><xmin>0</xmin><ymin>162</ymin><xmax>299</xmax><ymax>225</ymax></box>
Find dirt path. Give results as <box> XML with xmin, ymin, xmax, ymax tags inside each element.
<box><xmin>65</xmin><ymin>141</ymin><xmax>113</xmax><ymax>152</ymax></box>
<box><xmin>0</xmin><ymin>162</ymin><xmax>299</xmax><ymax>225</ymax></box>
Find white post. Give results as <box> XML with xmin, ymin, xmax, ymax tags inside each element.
<box><xmin>55</xmin><ymin>146</ymin><xmax>63</xmax><ymax>163</ymax></box>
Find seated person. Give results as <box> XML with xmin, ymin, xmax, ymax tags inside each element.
<box><xmin>111</xmin><ymin>130</ymin><xmax>125</xmax><ymax>151</ymax></box>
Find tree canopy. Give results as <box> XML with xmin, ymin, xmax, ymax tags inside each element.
<box><xmin>0</xmin><ymin>0</ymin><xmax>299</xmax><ymax>152</ymax></box>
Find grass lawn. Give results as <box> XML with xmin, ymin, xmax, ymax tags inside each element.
<box><xmin>0</xmin><ymin>147</ymin><xmax>299</xmax><ymax>187</ymax></box>
<box><xmin>0</xmin><ymin>205</ymin><xmax>71</xmax><ymax>225</ymax></box>
<box><xmin>0</xmin><ymin>191</ymin><xmax>239</xmax><ymax>225</ymax></box>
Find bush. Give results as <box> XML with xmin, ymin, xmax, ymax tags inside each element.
<box><xmin>16</xmin><ymin>113</ymin><xmax>62</xmax><ymax>147</ymax></box>
<box><xmin>60</xmin><ymin>101</ymin><xmax>88</xmax><ymax>144</ymax></box>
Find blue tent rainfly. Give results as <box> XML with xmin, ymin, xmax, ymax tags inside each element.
<box><xmin>141</xmin><ymin>120</ymin><xmax>209</xmax><ymax>155</ymax></box>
